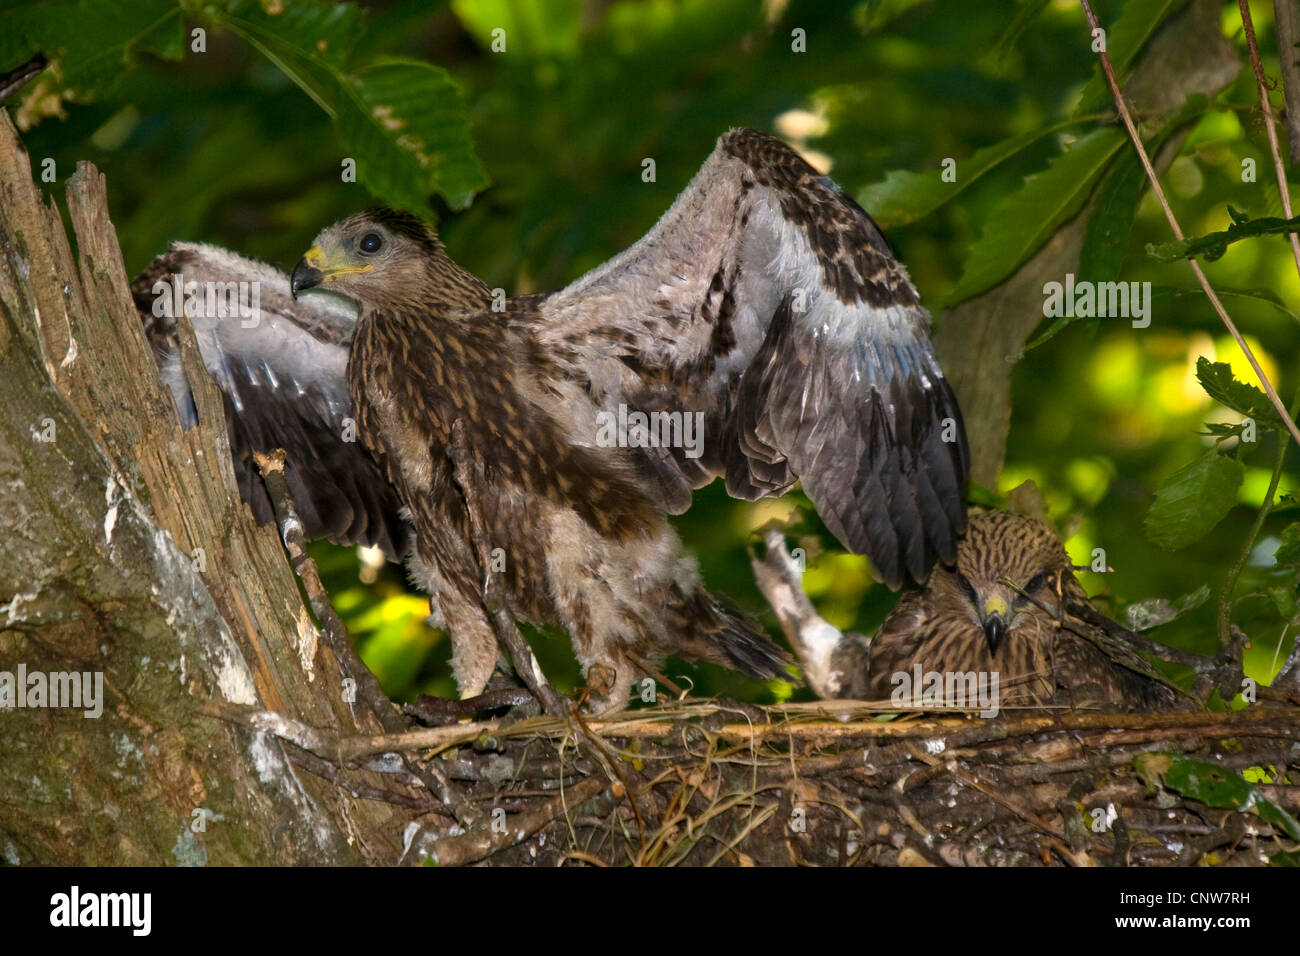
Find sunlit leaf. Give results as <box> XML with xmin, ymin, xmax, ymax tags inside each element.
<box><xmin>1144</xmin><ymin>450</ymin><xmax>1244</xmax><ymax>550</ymax></box>
<box><xmin>1195</xmin><ymin>357</ymin><xmax>1284</xmax><ymax>432</ymax></box>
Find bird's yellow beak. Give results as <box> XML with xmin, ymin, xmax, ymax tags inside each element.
<box><xmin>981</xmin><ymin>595</ymin><xmax>1009</xmax><ymax>654</ymax></box>
<box><xmin>290</xmin><ymin>246</ymin><xmax>373</xmax><ymax>299</ymax></box>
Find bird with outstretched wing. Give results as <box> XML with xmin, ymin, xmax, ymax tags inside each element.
<box><xmin>136</xmin><ymin>128</ymin><xmax>970</xmax><ymax>711</ymax></box>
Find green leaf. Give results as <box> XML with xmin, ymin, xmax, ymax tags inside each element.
<box><xmin>859</xmin><ymin>122</ymin><xmax>1075</xmax><ymax>228</ymax></box>
<box><xmin>1077</xmin><ymin>95</ymin><xmax>1204</xmax><ymax>283</ymax></box>
<box><xmin>1276</xmin><ymin>523</ymin><xmax>1300</xmax><ymax>570</ymax></box>
<box><xmin>1195</xmin><ymin>357</ymin><xmax>1284</xmax><ymax>431</ymax></box>
<box><xmin>0</xmin><ymin>0</ymin><xmax>182</xmax><ymax>100</ymax></box>
<box><xmin>339</xmin><ymin>59</ymin><xmax>489</xmax><ymax>212</ymax></box>
<box><xmin>1147</xmin><ymin>210</ymin><xmax>1300</xmax><ymax>262</ymax></box>
<box><xmin>1075</xmin><ymin>0</ymin><xmax>1192</xmax><ymax>116</ymax></box>
<box><xmin>1267</xmin><ymin>583</ymin><xmax>1298</xmax><ymax>621</ymax></box>
<box><xmin>1144</xmin><ymin>450</ymin><xmax>1244</xmax><ymax>550</ymax></box>
<box><xmin>1136</xmin><ymin>754</ymin><xmax>1300</xmax><ymax>842</ymax></box>
<box><xmin>212</xmin><ymin>3</ymin><xmax>488</xmax><ymax>213</ymax></box>
<box><xmin>1022</xmin><ymin>96</ymin><xmax>1206</xmax><ymax>353</ymax></box>
<box><xmin>947</xmin><ymin>127</ymin><xmax>1125</xmax><ymax>304</ymax></box>
<box><xmin>988</xmin><ymin>0</ymin><xmax>1052</xmax><ymax>65</ymax></box>
<box><xmin>214</xmin><ymin>0</ymin><xmax>361</xmax><ymax>69</ymax></box>
<box><xmin>1077</xmin><ymin>148</ymin><xmax>1145</xmax><ymax>284</ymax></box>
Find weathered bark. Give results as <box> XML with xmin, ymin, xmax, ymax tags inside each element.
<box><xmin>0</xmin><ymin>108</ymin><xmax>437</xmax><ymax>865</ymax></box>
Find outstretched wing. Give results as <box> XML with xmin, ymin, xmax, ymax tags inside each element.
<box><xmin>132</xmin><ymin>243</ymin><xmax>411</xmax><ymax>561</ymax></box>
<box><xmin>530</xmin><ymin>128</ymin><xmax>969</xmax><ymax>587</ymax></box>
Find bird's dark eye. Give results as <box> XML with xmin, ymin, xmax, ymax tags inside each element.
<box><xmin>1023</xmin><ymin>571</ymin><xmax>1052</xmax><ymax>594</ymax></box>
<box><xmin>358</xmin><ymin>232</ymin><xmax>383</xmax><ymax>254</ymax></box>
<box><xmin>951</xmin><ymin>568</ymin><xmax>979</xmax><ymax>605</ymax></box>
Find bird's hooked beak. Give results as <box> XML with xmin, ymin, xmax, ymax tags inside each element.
<box><xmin>981</xmin><ymin>595</ymin><xmax>1009</xmax><ymax>654</ymax></box>
<box><xmin>290</xmin><ymin>245</ymin><xmax>372</xmax><ymax>298</ymax></box>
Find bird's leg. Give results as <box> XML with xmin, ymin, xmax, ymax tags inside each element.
<box><xmin>447</xmin><ymin>419</ymin><xmax>567</xmax><ymax>718</ymax></box>
<box><xmin>253</xmin><ymin>449</ymin><xmax>479</xmax><ymax>824</ymax></box>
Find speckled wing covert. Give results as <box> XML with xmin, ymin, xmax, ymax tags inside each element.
<box><xmin>131</xmin><ymin>243</ymin><xmax>411</xmax><ymax>561</ymax></box>
<box><xmin>531</xmin><ymin>129</ymin><xmax>970</xmax><ymax>587</ymax></box>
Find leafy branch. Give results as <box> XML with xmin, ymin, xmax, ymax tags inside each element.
<box><xmin>1078</xmin><ymin>0</ymin><xmax>1300</xmax><ymax>454</ymax></box>
<box><xmin>0</xmin><ymin>0</ymin><xmax>487</xmax><ymax>215</ymax></box>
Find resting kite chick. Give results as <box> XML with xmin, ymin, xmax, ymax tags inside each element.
<box><xmin>757</xmin><ymin>511</ymin><xmax>1183</xmax><ymax>712</ymax></box>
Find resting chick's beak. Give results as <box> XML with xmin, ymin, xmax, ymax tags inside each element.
<box><xmin>290</xmin><ymin>247</ymin><xmax>326</xmax><ymax>299</ymax></box>
<box><xmin>981</xmin><ymin>595</ymin><xmax>1009</xmax><ymax>654</ymax></box>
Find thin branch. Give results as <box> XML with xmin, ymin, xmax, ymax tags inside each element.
<box><xmin>1079</xmin><ymin>0</ymin><xmax>1300</xmax><ymax>451</ymax></box>
<box><xmin>0</xmin><ymin>52</ymin><xmax>46</xmax><ymax>102</ymax></box>
<box><xmin>1215</xmin><ymin>385</ymin><xmax>1300</xmax><ymax>652</ymax></box>
<box><xmin>1271</xmin><ymin>0</ymin><xmax>1300</xmax><ymax>163</ymax></box>
<box><xmin>1237</xmin><ymin>0</ymin><xmax>1300</xmax><ymax>278</ymax></box>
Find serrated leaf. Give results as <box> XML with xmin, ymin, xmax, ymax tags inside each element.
<box><xmin>1147</xmin><ymin>211</ymin><xmax>1300</xmax><ymax>262</ymax></box>
<box><xmin>1075</xmin><ymin>0</ymin><xmax>1192</xmax><ymax>116</ymax></box>
<box><xmin>213</xmin><ymin>4</ymin><xmax>488</xmax><ymax>213</ymax></box>
<box><xmin>1144</xmin><ymin>450</ymin><xmax>1244</xmax><ymax>550</ymax></box>
<box><xmin>947</xmin><ymin>127</ymin><xmax>1125</xmax><ymax>304</ymax></box>
<box><xmin>215</xmin><ymin>0</ymin><xmax>361</xmax><ymax>69</ymax></box>
<box><xmin>1195</xmin><ymin>358</ymin><xmax>1284</xmax><ymax>431</ymax></box>
<box><xmin>339</xmin><ymin>59</ymin><xmax>489</xmax><ymax>212</ymax></box>
<box><xmin>1124</xmin><ymin>584</ymin><xmax>1211</xmax><ymax>631</ymax></box>
<box><xmin>859</xmin><ymin>122</ymin><xmax>1071</xmax><ymax>228</ymax></box>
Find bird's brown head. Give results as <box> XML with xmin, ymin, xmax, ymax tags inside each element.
<box><xmin>931</xmin><ymin>511</ymin><xmax>1073</xmax><ymax>655</ymax></box>
<box><xmin>291</xmin><ymin>207</ymin><xmax>491</xmax><ymax>314</ymax></box>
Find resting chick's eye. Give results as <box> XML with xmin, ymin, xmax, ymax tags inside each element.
<box><xmin>952</xmin><ymin>568</ymin><xmax>979</xmax><ymax>605</ymax></box>
<box><xmin>1023</xmin><ymin>571</ymin><xmax>1052</xmax><ymax>594</ymax></box>
<box><xmin>359</xmin><ymin>232</ymin><xmax>383</xmax><ymax>254</ymax></box>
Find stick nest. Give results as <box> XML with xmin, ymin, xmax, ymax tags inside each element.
<box><xmin>377</xmin><ymin>698</ymin><xmax>1300</xmax><ymax>866</ymax></box>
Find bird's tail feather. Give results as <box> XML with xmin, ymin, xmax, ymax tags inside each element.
<box><xmin>683</xmin><ymin>591</ymin><xmax>796</xmax><ymax>683</ymax></box>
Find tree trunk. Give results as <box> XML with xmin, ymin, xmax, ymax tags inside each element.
<box><xmin>0</xmin><ymin>108</ymin><xmax>432</xmax><ymax>865</ymax></box>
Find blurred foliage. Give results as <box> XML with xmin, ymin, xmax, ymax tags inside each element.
<box><xmin>5</xmin><ymin>0</ymin><xmax>1298</xmax><ymax>703</ymax></box>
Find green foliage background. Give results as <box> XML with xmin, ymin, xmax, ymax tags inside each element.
<box><xmin>5</xmin><ymin>0</ymin><xmax>1297</xmax><ymax>705</ymax></box>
